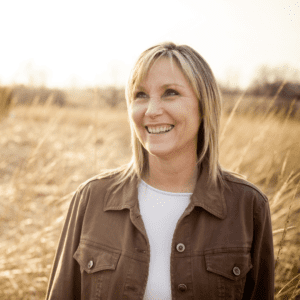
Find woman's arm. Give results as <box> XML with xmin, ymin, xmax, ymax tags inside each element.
<box><xmin>46</xmin><ymin>186</ymin><xmax>89</xmax><ymax>300</ymax></box>
<box><xmin>243</xmin><ymin>194</ymin><xmax>275</xmax><ymax>300</ymax></box>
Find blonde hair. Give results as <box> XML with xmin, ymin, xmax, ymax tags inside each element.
<box><xmin>97</xmin><ymin>42</ymin><xmax>224</xmax><ymax>195</ymax></box>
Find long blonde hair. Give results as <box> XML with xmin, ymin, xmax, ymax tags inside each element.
<box><xmin>97</xmin><ymin>42</ymin><xmax>224</xmax><ymax>195</ymax></box>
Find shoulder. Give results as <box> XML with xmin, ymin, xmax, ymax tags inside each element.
<box><xmin>76</xmin><ymin>171</ymin><xmax>120</xmax><ymax>196</ymax></box>
<box><xmin>221</xmin><ymin>170</ymin><xmax>268</xmax><ymax>204</ymax></box>
<box><xmin>65</xmin><ymin>172</ymin><xmax>121</xmax><ymax>215</ymax></box>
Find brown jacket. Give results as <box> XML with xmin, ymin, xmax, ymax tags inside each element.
<box><xmin>46</xmin><ymin>164</ymin><xmax>274</xmax><ymax>299</ymax></box>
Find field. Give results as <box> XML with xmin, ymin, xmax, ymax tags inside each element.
<box><xmin>0</xmin><ymin>90</ymin><xmax>300</xmax><ymax>299</ymax></box>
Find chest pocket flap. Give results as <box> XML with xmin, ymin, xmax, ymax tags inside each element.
<box><xmin>205</xmin><ymin>252</ymin><xmax>253</xmax><ymax>281</ymax></box>
<box><xmin>73</xmin><ymin>242</ymin><xmax>120</xmax><ymax>274</ymax></box>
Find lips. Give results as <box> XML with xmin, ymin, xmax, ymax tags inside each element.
<box><xmin>146</xmin><ymin>125</ymin><xmax>174</xmax><ymax>134</ymax></box>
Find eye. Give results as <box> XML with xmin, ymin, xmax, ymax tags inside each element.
<box><xmin>163</xmin><ymin>89</ymin><xmax>179</xmax><ymax>97</ymax></box>
<box><xmin>135</xmin><ymin>91</ymin><xmax>148</xmax><ymax>99</ymax></box>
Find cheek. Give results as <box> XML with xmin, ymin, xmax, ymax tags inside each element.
<box><xmin>185</xmin><ymin>111</ymin><xmax>201</xmax><ymax>137</ymax></box>
<box><xmin>129</xmin><ymin>106</ymin><xmax>144</xmax><ymax>135</ymax></box>
<box><xmin>129</xmin><ymin>105</ymin><xmax>139</xmax><ymax>125</ymax></box>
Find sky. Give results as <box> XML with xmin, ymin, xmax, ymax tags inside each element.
<box><xmin>0</xmin><ymin>0</ymin><xmax>299</xmax><ymax>89</ymax></box>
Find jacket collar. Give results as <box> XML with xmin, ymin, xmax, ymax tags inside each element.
<box><xmin>190</xmin><ymin>162</ymin><xmax>227</xmax><ymax>219</ymax></box>
<box><xmin>104</xmin><ymin>161</ymin><xmax>227</xmax><ymax>220</ymax></box>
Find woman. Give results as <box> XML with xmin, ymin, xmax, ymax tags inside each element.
<box><xmin>46</xmin><ymin>42</ymin><xmax>274</xmax><ymax>299</ymax></box>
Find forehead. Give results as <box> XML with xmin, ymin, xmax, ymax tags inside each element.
<box><xmin>138</xmin><ymin>57</ymin><xmax>189</xmax><ymax>87</ymax></box>
<box><xmin>149</xmin><ymin>57</ymin><xmax>182</xmax><ymax>76</ymax></box>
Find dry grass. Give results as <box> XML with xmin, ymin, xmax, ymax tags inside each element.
<box><xmin>0</xmin><ymin>92</ymin><xmax>299</xmax><ymax>299</ymax></box>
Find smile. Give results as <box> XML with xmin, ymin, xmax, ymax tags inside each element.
<box><xmin>146</xmin><ymin>125</ymin><xmax>174</xmax><ymax>134</ymax></box>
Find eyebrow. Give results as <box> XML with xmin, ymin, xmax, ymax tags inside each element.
<box><xmin>162</xmin><ymin>83</ymin><xmax>184</xmax><ymax>89</ymax></box>
<box><xmin>136</xmin><ymin>83</ymin><xmax>184</xmax><ymax>90</ymax></box>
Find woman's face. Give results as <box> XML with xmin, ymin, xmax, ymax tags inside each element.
<box><xmin>130</xmin><ymin>57</ymin><xmax>201</xmax><ymax>160</ymax></box>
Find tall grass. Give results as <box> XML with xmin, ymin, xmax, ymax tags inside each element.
<box><xmin>0</xmin><ymin>87</ymin><xmax>13</xmax><ymax>122</ymax></box>
<box><xmin>0</xmin><ymin>92</ymin><xmax>299</xmax><ymax>299</ymax></box>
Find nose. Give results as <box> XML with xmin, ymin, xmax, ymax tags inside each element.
<box><xmin>145</xmin><ymin>97</ymin><xmax>163</xmax><ymax>118</ymax></box>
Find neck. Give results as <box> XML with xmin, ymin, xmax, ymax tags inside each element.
<box><xmin>143</xmin><ymin>151</ymin><xmax>199</xmax><ymax>193</ymax></box>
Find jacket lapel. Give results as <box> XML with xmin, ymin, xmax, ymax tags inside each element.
<box><xmin>191</xmin><ymin>163</ymin><xmax>227</xmax><ymax>220</ymax></box>
<box><xmin>104</xmin><ymin>162</ymin><xmax>227</xmax><ymax>220</ymax></box>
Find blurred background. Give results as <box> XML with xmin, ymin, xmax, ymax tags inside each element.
<box><xmin>1</xmin><ymin>0</ymin><xmax>300</xmax><ymax>111</ymax></box>
<box><xmin>0</xmin><ymin>0</ymin><xmax>300</xmax><ymax>299</ymax></box>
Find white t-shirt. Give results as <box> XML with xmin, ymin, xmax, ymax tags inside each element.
<box><xmin>138</xmin><ymin>179</ymin><xmax>192</xmax><ymax>300</ymax></box>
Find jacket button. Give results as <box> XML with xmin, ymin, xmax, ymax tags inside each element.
<box><xmin>233</xmin><ymin>266</ymin><xmax>240</xmax><ymax>276</ymax></box>
<box><xmin>178</xmin><ymin>284</ymin><xmax>187</xmax><ymax>292</ymax></box>
<box><xmin>176</xmin><ymin>243</ymin><xmax>185</xmax><ymax>252</ymax></box>
<box><xmin>87</xmin><ymin>260</ymin><xmax>94</xmax><ymax>269</ymax></box>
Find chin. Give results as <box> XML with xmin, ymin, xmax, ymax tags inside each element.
<box><xmin>146</xmin><ymin>146</ymin><xmax>176</xmax><ymax>159</ymax></box>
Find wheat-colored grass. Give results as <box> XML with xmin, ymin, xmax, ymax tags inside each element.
<box><xmin>0</xmin><ymin>92</ymin><xmax>299</xmax><ymax>299</ymax></box>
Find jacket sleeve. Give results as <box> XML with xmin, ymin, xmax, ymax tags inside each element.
<box><xmin>45</xmin><ymin>185</ymin><xmax>89</xmax><ymax>300</ymax></box>
<box><xmin>243</xmin><ymin>193</ymin><xmax>275</xmax><ymax>300</ymax></box>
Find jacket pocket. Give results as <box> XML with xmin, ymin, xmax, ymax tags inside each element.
<box><xmin>73</xmin><ymin>242</ymin><xmax>121</xmax><ymax>299</ymax></box>
<box><xmin>205</xmin><ymin>252</ymin><xmax>253</xmax><ymax>299</ymax></box>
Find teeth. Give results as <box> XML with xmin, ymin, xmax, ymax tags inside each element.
<box><xmin>147</xmin><ymin>125</ymin><xmax>174</xmax><ymax>134</ymax></box>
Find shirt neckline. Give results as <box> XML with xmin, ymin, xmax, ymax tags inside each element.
<box><xmin>140</xmin><ymin>179</ymin><xmax>193</xmax><ymax>196</ymax></box>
